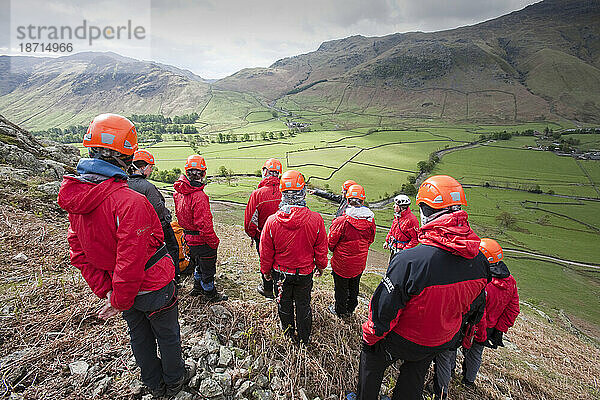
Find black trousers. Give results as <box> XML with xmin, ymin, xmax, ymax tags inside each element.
<box><xmin>189</xmin><ymin>244</ymin><xmax>217</xmax><ymax>285</ymax></box>
<box><xmin>254</xmin><ymin>237</ymin><xmax>274</xmax><ymax>296</ymax></box>
<box><xmin>272</xmin><ymin>270</ymin><xmax>313</xmax><ymax>344</ymax></box>
<box><xmin>332</xmin><ymin>271</ymin><xmax>361</xmax><ymax>315</ymax></box>
<box><xmin>162</xmin><ymin>222</ymin><xmax>180</xmax><ymax>276</ymax></box>
<box><xmin>357</xmin><ymin>331</ymin><xmax>457</xmax><ymax>400</ymax></box>
<box><xmin>122</xmin><ymin>281</ymin><xmax>184</xmax><ymax>390</ymax></box>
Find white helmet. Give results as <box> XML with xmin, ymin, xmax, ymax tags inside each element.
<box><xmin>394</xmin><ymin>194</ymin><xmax>411</xmax><ymax>206</ymax></box>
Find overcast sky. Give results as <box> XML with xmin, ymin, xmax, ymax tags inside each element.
<box><xmin>2</xmin><ymin>0</ymin><xmax>539</xmax><ymax>79</ymax></box>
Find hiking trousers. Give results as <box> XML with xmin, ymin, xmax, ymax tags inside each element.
<box><xmin>272</xmin><ymin>270</ymin><xmax>313</xmax><ymax>344</ymax></box>
<box><xmin>433</xmin><ymin>348</ymin><xmax>458</xmax><ymax>398</ymax></box>
<box><xmin>254</xmin><ymin>237</ymin><xmax>274</xmax><ymax>296</ymax></box>
<box><xmin>122</xmin><ymin>281</ymin><xmax>184</xmax><ymax>391</ymax></box>
<box><xmin>357</xmin><ymin>331</ymin><xmax>456</xmax><ymax>400</ymax></box>
<box><xmin>189</xmin><ymin>244</ymin><xmax>217</xmax><ymax>289</ymax></box>
<box><xmin>332</xmin><ymin>271</ymin><xmax>361</xmax><ymax>315</ymax></box>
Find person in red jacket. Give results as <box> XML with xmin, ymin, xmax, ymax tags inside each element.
<box><xmin>58</xmin><ymin>114</ymin><xmax>188</xmax><ymax>397</ymax></box>
<box><xmin>260</xmin><ymin>170</ymin><xmax>328</xmax><ymax>345</ymax></box>
<box><xmin>431</xmin><ymin>238</ymin><xmax>518</xmax><ymax>398</ymax></box>
<box><xmin>328</xmin><ymin>184</ymin><xmax>376</xmax><ymax>318</ymax></box>
<box><xmin>384</xmin><ymin>194</ymin><xmax>419</xmax><ymax>261</ymax></box>
<box><xmin>350</xmin><ymin>175</ymin><xmax>489</xmax><ymax>400</ymax></box>
<box><xmin>244</xmin><ymin>158</ymin><xmax>283</xmax><ymax>298</ymax></box>
<box><xmin>173</xmin><ymin>155</ymin><xmax>226</xmax><ymax>301</ymax></box>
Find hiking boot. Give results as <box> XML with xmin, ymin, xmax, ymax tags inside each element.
<box><xmin>190</xmin><ymin>280</ymin><xmax>203</xmax><ymax>296</ymax></box>
<box><xmin>165</xmin><ymin>365</ymin><xmax>193</xmax><ymax>396</ymax></box>
<box><xmin>327</xmin><ymin>304</ymin><xmax>339</xmax><ymax>317</ymax></box>
<box><xmin>204</xmin><ymin>289</ymin><xmax>228</xmax><ymax>302</ymax></box>
<box><xmin>149</xmin><ymin>384</ymin><xmax>166</xmax><ymax>398</ymax></box>
<box><xmin>461</xmin><ymin>377</ymin><xmax>476</xmax><ymax>388</ymax></box>
<box><xmin>345</xmin><ymin>392</ymin><xmax>357</xmax><ymax>400</ymax></box>
<box><xmin>257</xmin><ymin>284</ymin><xmax>274</xmax><ymax>299</ymax></box>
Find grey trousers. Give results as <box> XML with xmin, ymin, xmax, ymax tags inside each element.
<box><xmin>433</xmin><ymin>342</ymin><xmax>484</xmax><ymax>395</ymax></box>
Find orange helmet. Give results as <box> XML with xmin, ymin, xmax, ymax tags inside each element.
<box><xmin>262</xmin><ymin>158</ymin><xmax>282</xmax><ymax>173</ymax></box>
<box><xmin>346</xmin><ymin>184</ymin><xmax>366</xmax><ymax>201</ymax></box>
<box><xmin>342</xmin><ymin>179</ymin><xmax>357</xmax><ymax>192</ymax></box>
<box><xmin>185</xmin><ymin>155</ymin><xmax>207</xmax><ymax>171</ymax></box>
<box><xmin>83</xmin><ymin>113</ymin><xmax>138</xmax><ymax>155</ymax></box>
<box><xmin>416</xmin><ymin>175</ymin><xmax>467</xmax><ymax>209</ymax></box>
<box><xmin>133</xmin><ymin>149</ymin><xmax>155</xmax><ymax>165</ymax></box>
<box><xmin>280</xmin><ymin>170</ymin><xmax>305</xmax><ymax>191</ymax></box>
<box><xmin>480</xmin><ymin>238</ymin><xmax>504</xmax><ymax>264</ymax></box>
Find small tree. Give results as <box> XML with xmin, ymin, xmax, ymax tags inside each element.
<box><xmin>496</xmin><ymin>212</ymin><xmax>517</xmax><ymax>229</ymax></box>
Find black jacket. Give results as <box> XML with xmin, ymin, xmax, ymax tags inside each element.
<box><xmin>312</xmin><ymin>189</ymin><xmax>348</xmax><ymax>217</ymax></box>
<box><xmin>128</xmin><ymin>174</ymin><xmax>172</xmax><ymax>225</ymax></box>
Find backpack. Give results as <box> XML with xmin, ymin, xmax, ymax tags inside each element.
<box><xmin>171</xmin><ymin>221</ymin><xmax>192</xmax><ymax>273</ymax></box>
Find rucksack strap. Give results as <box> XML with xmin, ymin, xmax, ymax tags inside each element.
<box><xmin>145</xmin><ymin>243</ymin><xmax>169</xmax><ymax>271</ymax></box>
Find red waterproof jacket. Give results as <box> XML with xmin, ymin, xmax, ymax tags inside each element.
<box><xmin>260</xmin><ymin>206</ymin><xmax>328</xmax><ymax>275</ymax></box>
<box><xmin>385</xmin><ymin>207</ymin><xmax>419</xmax><ymax>250</ymax></box>
<box><xmin>362</xmin><ymin>211</ymin><xmax>489</xmax><ymax>347</ymax></box>
<box><xmin>475</xmin><ymin>265</ymin><xmax>520</xmax><ymax>341</ymax></box>
<box><xmin>58</xmin><ymin>176</ymin><xmax>174</xmax><ymax>311</ymax></box>
<box><xmin>328</xmin><ymin>207</ymin><xmax>376</xmax><ymax>278</ymax></box>
<box><xmin>244</xmin><ymin>176</ymin><xmax>281</xmax><ymax>239</ymax></box>
<box><xmin>173</xmin><ymin>175</ymin><xmax>219</xmax><ymax>249</ymax></box>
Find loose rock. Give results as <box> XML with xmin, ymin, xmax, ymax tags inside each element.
<box><xmin>199</xmin><ymin>378</ymin><xmax>224</xmax><ymax>398</ymax></box>
<box><xmin>68</xmin><ymin>360</ymin><xmax>89</xmax><ymax>376</ymax></box>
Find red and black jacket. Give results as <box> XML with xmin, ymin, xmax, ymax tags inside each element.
<box><xmin>362</xmin><ymin>211</ymin><xmax>490</xmax><ymax>348</ymax></box>
<box><xmin>244</xmin><ymin>176</ymin><xmax>281</xmax><ymax>240</ymax></box>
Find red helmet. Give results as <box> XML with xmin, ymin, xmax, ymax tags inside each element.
<box><xmin>262</xmin><ymin>158</ymin><xmax>282</xmax><ymax>173</ymax></box>
<box><xmin>280</xmin><ymin>170</ymin><xmax>305</xmax><ymax>191</ymax></box>
<box><xmin>416</xmin><ymin>175</ymin><xmax>467</xmax><ymax>209</ymax></box>
<box><xmin>480</xmin><ymin>238</ymin><xmax>504</xmax><ymax>264</ymax></box>
<box><xmin>83</xmin><ymin>113</ymin><xmax>138</xmax><ymax>156</ymax></box>
<box><xmin>133</xmin><ymin>149</ymin><xmax>155</xmax><ymax>165</ymax></box>
<box><xmin>185</xmin><ymin>155</ymin><xmax>207</xmax><ymax>171</ymax></box>
<box><xmin>346</xmin><ymin>184</ymin><xmax>366</xmax><ymax>201</ymax></box>
<box><xmin>342</xmin><ymin>179</ymin><xmax>357</xmax><ymax>192</ymax></box>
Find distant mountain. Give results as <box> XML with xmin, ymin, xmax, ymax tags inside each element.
<box><xmin>0</xmin><ymin>52</ymin><xmax>211</xmax><ymax>130</ymax></box>
<box><xmin>215</xmin><ymin>0</ymin><xmax>600</xmax><ymax>123</ymax></box>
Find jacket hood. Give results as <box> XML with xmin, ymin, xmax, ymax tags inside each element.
<box><xmin>174</xmin><ymin>174</ymin><xmax>205</xmax><ymax>195</ymax></box>
<box><xmin>490</xmin><ymin>260</ymin><xmax>510</xmax><ymax>278</ymax></box>
<box><xmin>345</xmin><ymin>206</ymin><xmax>375</xmax><ymax>228</ymax></box>
<box><xmin>77</xmin><ymin>158</ymin><xmax>128</xmax><ymax>179</ymax></box>
<box><xmin>275</xmin><ymin>206</ymin><xmax>309</xmax><ymax>230</ymax></box>
<box><xmin>58</xmin><ymin>176</ymin><xmax>126</xmax><ymax>215</ymax></box>
<box><xmin>418</xmin><ymin>210</ymin><xmax>481</xmax><ymax>259</ymax></box>
<box><xmin>258</xmin><ymin>175</ymin><xmax>280</xmax><ymax>188</ymax></box>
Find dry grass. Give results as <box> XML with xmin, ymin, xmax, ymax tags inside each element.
<box><xmin>1</xmin><ymin>202</ymin><xmax>599</xmax><ymax>399</ymax></box>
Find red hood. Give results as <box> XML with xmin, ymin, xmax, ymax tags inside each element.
<box><xmin>258</xmin><ymin>175</ymin><xmax>280</xmax><ymax>188</ymax></box>
<box><xmin>275</xmin><ymin>206</ymin><xmax>309</xmax><ymax>230</ymax></box>
<box><xmin>58</xmin><ymin>176</ymin><xmax>126</xmax><ymax>215</ymax></box>
<box><xmin>418</xmin><ymin>210</ymin><xmax>481</xmax><ymax>259</ymax></box>
<box><xmin>174</xmin><ymin>174</ymin><xmax>205</xmax><ymax>195</ymax></box>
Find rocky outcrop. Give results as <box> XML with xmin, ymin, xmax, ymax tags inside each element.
<box><xmin>0</xmin><ymin>114</ymin><xmax>79</xmax><ymax>181</ymax></box>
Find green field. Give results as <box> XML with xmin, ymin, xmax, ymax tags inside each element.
<box><xmin>64</xmin><ymin>92</ymin><xmax>600</xmax><ymax>334</ymax></box>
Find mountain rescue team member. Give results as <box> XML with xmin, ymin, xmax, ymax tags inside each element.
<box><xmin>260</xmin><ymin>170</ymin><xmax>328</xmax><ymax>345</ymax></box>
<box><xmin>353</xmin><ymin>175</ymin><xmax>490</xmax><ymax>400</ymax></box>
<box><xmin>384</xmin><ymin>194</ymin><xmax>419</xmax><ymax>261</ymax></box>
<box><xmin>58</xmin><ymin>114</ymin><xmax>188</xmax><ymax>397</ymax></box>
<box><xmin>327</xmin><ymin>184</ymin><xmax>376</xmax><ymax>318</ymax></box>
<box><xmin>128</xmin><ymin>149</ymin><xmax>181</xmax><ymax>283</ymax></box>
<box><xmin>433</xmin><ymin>238</ymin><xmax>520</xmax><ymax>398</ymax></box>
<box><xmin>173</xmin><ymin>155</ymin><xmax>227</xmax><ymax>302</ymax></box>
<box><xmin>309</xmin><ymin>179</ymin><xmax>357</xmax><ymax>217</ymax></box>
<box><xmin>244</xmin><ymin>158</ymin><xmax>283</xmax><ymax>298</ymax></box>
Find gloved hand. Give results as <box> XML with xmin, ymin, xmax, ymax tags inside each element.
<box><xmin>314</xmin><ymin>268</ymin><xmax>324</xmax><ymax>277</ymax></box>
<box><xmin>262</xmin><ymin>272</ymin><xmax>272</xmax><ymax>281</ymax></box>
<box><xmin>361</xmin><ymin>340</ymin><xmax>379</xmax><ymax>353</ymax></box>
<box><xmin>383</xmin><ymin>242</ymin><xmax>389</xmax><ymax>250</ymax></box>
<box><xmin>489</xmin><ymin>328</ymin><xmax>504</xmax><ymax>347</ymax></box>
